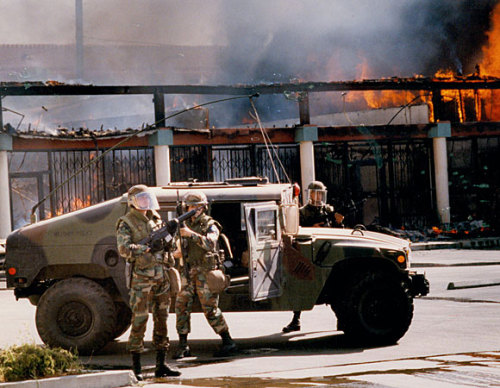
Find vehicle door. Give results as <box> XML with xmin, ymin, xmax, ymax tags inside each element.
<box><xmin>244</xmin><ymin>202</ymin><xmax>282</xmax><ymax>301</ymax></box>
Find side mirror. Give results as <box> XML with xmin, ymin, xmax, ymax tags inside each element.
<box><xmin>281</xmin><ymin>203</ymin><xmax>299</xmax><ymax>235</ymax></box>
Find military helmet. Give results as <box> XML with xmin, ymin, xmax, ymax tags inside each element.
<box><xmin>308</xmin><ymin>181</ymin><xmax>326</xmax><ymax>191</ymax></box>
<box><xmin>182</xmin><ymin>190</ymin><xmax>208</xmax><ymax>208</ymax></box>
<box><xmin>307</xmin><ymin>180</ymin><xmax>327</xmax><ymax>206</ymax></box>
<box><xmin>127</xmin><ymin>184</ymin><xmax>159</xmax><ymax>210</ymax></box>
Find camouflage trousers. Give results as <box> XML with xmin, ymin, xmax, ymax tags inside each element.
<box><xmin>175</xmin><ymin>268</ymin><xmax>229</xmax><ymax>335</ymax></box>
<box><xmin>127</xmin><ymin>273</ymin><xmax>171</xmax><ymax>353</ymax></box>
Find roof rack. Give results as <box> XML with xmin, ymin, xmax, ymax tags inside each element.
<box><xmin>224</xmin><ymin>177</ymin><xmax>269</xmax><ymax>186</ymax></box>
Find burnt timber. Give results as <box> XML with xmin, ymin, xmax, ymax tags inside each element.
<box><xmin>2</xmin><ymin>77</ymin><xmax>500</xmax><ymax>96</ymax></box>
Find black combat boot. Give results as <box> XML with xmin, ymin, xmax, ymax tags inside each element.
<box><xmin>155</xmin><ymin>350</ymin><xmax>181</xmax><ymax>377</ymax></box>
<box><xmin>282</xmin><ymin>311</ymin><xmax>301</xmax><ymax>333</ymax></box>
<box><xmin>214</xmin><ymin>330</ymin><xmax>238</xmax><ymax>357</ymax></box>
<box><xmin>173</xmin><ymin>334</ymin><xmax>191</xmax><ymax>359</ymax></box>
<box><xmin>131</xmin><ymin>352</ymin><xmax>143</xmax><ymax>381</ymax></box>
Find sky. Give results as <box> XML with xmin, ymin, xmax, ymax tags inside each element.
<box><xmin>0</xmin><ymin>0</ymin><xmax>496</xmax><ymax>81</ymax></box>
<box><xmin>1</xmin><ymin>0</ymin><xmax>499</xmax><ymax>129</ymax></box>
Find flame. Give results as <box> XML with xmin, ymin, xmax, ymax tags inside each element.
<box><xmin>46</xmin><ymin>195</ymin><xmax>92</xmax><ymax>218</ymax></box>
<box><xmin>336</xmin><ymin>4</ymin><xmax>500</xmax><ymax>124</ymax></box>
<box><xmin>481</xmin><ymin>3</ymin><xmax>500</xmax><ymax>76</ymax></box>
<box><xmin>479</xmin><ymin>2</ymin><xmax>500</xmax><ymax>121</ymax></box>
<box><xmin>344</xmin><ymin>59</ymin><xmax>429</xmax><ymax>113</ymax></box>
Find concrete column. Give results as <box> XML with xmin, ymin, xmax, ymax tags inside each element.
<box><xmin>0</xmin><ymin>134</ymin><xmax>12</xmax><ymax>238</ymax></box>
<box><xmin>149</xmin><ymin>129</ymin><xmax>173</xmax><ymax>186</ymax></box>
<box><xmin>154</xmin><ymin>145</ymin><xmax>171</xmax><ymax>186</ymax></box>
<box><xmin>295</xmin><ymin>126</ymin><xmax>318</xmax><ymax>204</ymax></box>
<box><xmin>429</xmin><ymin>122</ymin><xmax>451</xmax><ymax>225</ymax></box>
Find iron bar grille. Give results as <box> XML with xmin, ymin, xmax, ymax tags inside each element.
<box><xmin>448</xmin><ymin>136</ymin><xmax>500</xmax><ymax>231</ymax></box>
<box><xmin>8</xmin><ymin>147</ymin><xmax>154</xmax><ymax>227</ymax></box>
<box><xmin>170</xmin><ymin>144</ymin><xmax>300</xmax><ymax>184</ymax></box>
<box><xmin>7</xmin><ymin>138</ymin><xmax>500</xmax><ymax>231</ymax></box>
<box><xmin>315</xmin><ymin>140</ymin><xmax>435</xmax><ymax>229</ymax></box>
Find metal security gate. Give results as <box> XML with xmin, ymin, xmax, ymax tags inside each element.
<box><xmin>315</xmin><ymin>139</ymin><xmax>435</xmax><ymax>228</ymax></box>
<box><xmin>171</xmin><ymin>144</ymin><xmax>300</xmax><ymax>184</ymax></box>
<box><xmin>9</xmin><ymin>148</ymin><xmax>155</xmax><ymax>227</ymax></box>
<box><xmin>447</xmin><ymin>136</ymin><xmax>500</xmax><ymax>230</ymax></box>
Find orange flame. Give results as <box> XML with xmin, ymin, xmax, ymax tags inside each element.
<box><xmin>46</xmin><ymin>195</ymin><xmax>92</xmax><ymax>218</ymax></box>
<box><xmin>478</xmin><ymin>2</ymin><xmax>500</xmax><ymax>120</ymax></box>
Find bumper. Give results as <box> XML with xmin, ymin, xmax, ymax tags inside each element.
<box><xmin>409</xmin><ymin>273</ymin><xmax>430</xmax><ymax>297</ymax></box>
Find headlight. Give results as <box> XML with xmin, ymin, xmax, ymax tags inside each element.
<box><xmin>382</xmin><ymin>248</ymin><xmax>408</xmax><ymax>269</ymax></box>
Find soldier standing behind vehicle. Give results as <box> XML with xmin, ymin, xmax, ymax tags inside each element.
<box><xmin>174</xmin><ymin>190</ymin><xmax>237</xmax><ymax>359</ymax></box>
<box><xmin>282</xmin><ymin>180</ymin><xmax>344</xmax><ymax>333</ymax></box>
<box><xmin>116</xmin><ymin>185</ymin><xmax>181</xmax><ymax>380</ymax></box>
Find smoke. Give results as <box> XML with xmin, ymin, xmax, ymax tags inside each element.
<box><xmin>214</xmin><ymin>0</ymin><xmax>498</xmax><ymax>83</ymax></box>
<box><xmin>208</xmin><ymin>0</ymin><xmax>499</xmax><ymax>123</ymax></box>
<box><xmin>0</xmin><ymin>0</ymin><xmax>498</xmax><ymax>128</ymax></box>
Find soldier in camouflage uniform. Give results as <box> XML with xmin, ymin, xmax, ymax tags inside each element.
<box><xmin>282</xmin><ymin>180</ymin><xmax>344</xmax><ymax>333</ymax></box>
<box><xmin>174</xmin><ymin>190</ymin><xmax>237</xmax><ymax>359</ymax></box>
<box><xmin>116</xmin><ymin>185</ymin><xmax>181</xmax><ymax>380</ymax></box>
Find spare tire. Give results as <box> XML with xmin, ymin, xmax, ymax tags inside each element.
<box><xmin>35</xmin><ymin>277</ymin><xmax>116</xmax><ymax>355</ymax></box>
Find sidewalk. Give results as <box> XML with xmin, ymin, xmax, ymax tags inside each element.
<box><xmin>2</xmin><ymin>236</ymin><xmax>499</xmax><ymax>388</ymax></box>
<box><xmin>411</xmin><ymin>236</ymin><xmax>500</xmax><ymax>251</ymax></box>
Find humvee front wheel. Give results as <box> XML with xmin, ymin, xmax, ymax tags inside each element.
<box><xmin>342</xmin><ymin>272</ymin><xmax>413</xmax><ymax>345</ymax></box>
<box><xmin>35</xmin><ymin>278</ymin><xmax>116</xmax><ymax>355</ymax></box>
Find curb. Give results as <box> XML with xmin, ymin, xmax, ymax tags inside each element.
<box><xmin>447</xmin><ymin>280</ymin><xmax>500</xmax><ymax>290</ymax></box>
<box><xmin>0</xmin><ymin>370</ymin><xmax>137</xmax><ymax>388</ymax></box>
<box><xmin>411</xmin><ymin>237</ymin><xmax>500</xmax><ymax>251</ymax></box>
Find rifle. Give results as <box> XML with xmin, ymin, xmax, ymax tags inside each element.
<box><xmin>138</xmin><ymin>207</ymin><xmax>200</xmax><ymax>247</ymax></box>
<box><xmin>176</xmin><ymin>191</ymin><xmax>191</xmax><ymax>282</ymax></box>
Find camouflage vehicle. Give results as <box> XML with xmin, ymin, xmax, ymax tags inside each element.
<box><xmin>4</xmin><ymin>177</ymin><xmax>429</xmax><ymax>354</ymax></box>
<box><xmin>0</xmin><ymin>239</ymin><xmax>5</xmax><ymax>270</ymax></box>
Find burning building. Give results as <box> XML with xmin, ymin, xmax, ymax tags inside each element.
<box><xmin>1</xmin><ymin>0</ymin><xmax>500</xmax><ymax>237</ymax></box>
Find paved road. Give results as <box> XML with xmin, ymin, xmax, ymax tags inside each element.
<box><xmin>1</xmin><ymin>248</ymin><xmax>499</xmax><ymax>387</ymax></box>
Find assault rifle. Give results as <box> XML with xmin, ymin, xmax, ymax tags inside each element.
<box><xmin>138</xmin><ymin>207</ymin><xmax>200</xmax><ymax>248</ymax></box>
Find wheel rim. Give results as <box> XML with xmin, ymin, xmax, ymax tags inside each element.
<box><xmin>359</xmin><ymin>288</ymin><xmax>396</xmax><ymax>332</ymax></box>
<box><xmin>56</xmin><ymin>301</ymin><xmax>93</xmax><ymax>337</ymax></box>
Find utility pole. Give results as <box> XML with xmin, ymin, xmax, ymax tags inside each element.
<box><xmin>75</xmin><ymin>0</ymin><xmax>84</xmax><ymax>80</ymax></box>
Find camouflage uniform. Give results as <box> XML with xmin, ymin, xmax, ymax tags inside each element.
<box><xmin>175</xmin><ymin>213</ymin><xmax>229</xmax><ymax>335</ymax></box>
<box><xmin>283</xmin><ymin>180</ymin><xmax>343</xmax><ymax>334</ymax></box>
<box><xmin>116</xmin><ymin>207</ymin><xmax>174</xmax><ymax>353</ymax></box>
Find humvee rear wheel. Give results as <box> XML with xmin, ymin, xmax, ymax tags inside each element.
<box><xmin>342</xmin><ymin>272</ymin><xmax>413</xmax><ymax>345</ymax></box>
<box><xmin>35</xmin><ymin>278</ymin><xmax>116</xmax><ymax>355</ymax></box>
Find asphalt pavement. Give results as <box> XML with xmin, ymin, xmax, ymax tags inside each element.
<box><xmin>1</xmin><ymin>237</ymin><xmax>499</xmax><ymax>388</ymax></box>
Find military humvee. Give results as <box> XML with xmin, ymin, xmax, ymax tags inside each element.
<box><xmin>5</xmin><ymin>177</ymin><xmax>429</xmax><ymax>354</ymax></box>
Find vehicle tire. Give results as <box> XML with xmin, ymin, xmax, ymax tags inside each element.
<box><xmin>342</xmin><ymin>271</ymin><xmax>413</xmax><ymax>345</ymax></box>
<box><xmin>35</xmin><ymin>277</ymin><xmax>116</xmax><ymax>355</ymax></box>
<box><xmin>112</xmin><ymin>302</ymin><xmax>132</xmax><ymax>340</ymax></box>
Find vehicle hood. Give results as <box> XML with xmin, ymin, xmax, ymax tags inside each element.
<box><xmin>295</xmin><ymin>227</ymin><xmax>411</xmax><ymax>251</ymax></box>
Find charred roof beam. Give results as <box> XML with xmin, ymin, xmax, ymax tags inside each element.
<box><xmin>2</xmin><ymin>79</ymin><xmax>500</xmax><ymax>96</ymax></box>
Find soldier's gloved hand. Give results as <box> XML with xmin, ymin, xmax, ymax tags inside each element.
<box><xmin>149</xmin><ymin>239</ymin><xmax>164</xmax><ymax>253</ymax></box>
<box><xmin>166</xmin><ymin>219</ymin><xmax>179</xmax><ymax>234</ymax></box>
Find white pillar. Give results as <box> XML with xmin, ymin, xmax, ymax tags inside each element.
<box><xmin>295</xmin><ymin>126</ymin><xmax>318</xmax><ymax>205</ymax></box>
<box><xmin>433</xmin><ymin>137</ymin><xmax>450</xmax><ymax>224</ymax></box>
<box><xmin>429</xmin><ymin>122</ymin><xmax>451</xmax><ymax>225</ymax></box>
<box><xmin>149</xmin><ymin>129</ymin><xmax>173</xmax><ymax>186</ymax></box>
<box><xmin>300</xmin><ymin>141</ymin><xmax>315</xmax><ymax>203</ymax></box>
<box><xmin>154</xmin><ymin>145</ymin><xmax>171</xmax><ymax>186</ymax></box>
<box><xmin>0</xmin><ymin>150</ymin><xmax>11</xmax><ymax>237</ymax></box>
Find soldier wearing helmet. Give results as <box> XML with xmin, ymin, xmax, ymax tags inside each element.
<box><xmin>300</xmin><ymin>181</ymin><xmax>344</xmax><ymax>227</ymax></box>
<box><xmin>282</xmin><ymin>180</ymin><xmax>344</xmax><ymax>333</ymax></box>
<box><xmin>116</xmin><ymin>185</ymin><xmax>180</xmax><ymax>380</ymax></box>
<box><xmin>174</xmin><ymin>190</ymin><xmax>237</xmax><ymax>359</ymax></box>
